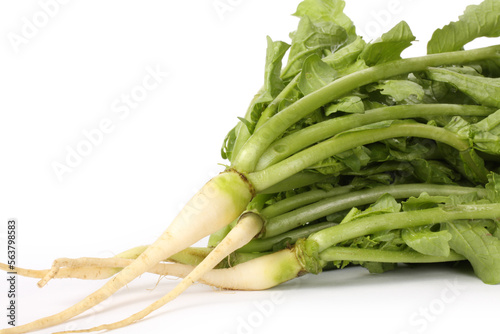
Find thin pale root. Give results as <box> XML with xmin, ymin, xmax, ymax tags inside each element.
<box><xmin>1</xmin><ymin>171</ymin><xmax>252</xmax><ymax>334</ymax></box>
<box><xmin>56</xmin><ymin>211</ymin><xmax>264</xmax><ymax>333</ymax></box>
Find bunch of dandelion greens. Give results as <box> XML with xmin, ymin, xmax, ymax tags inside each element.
<box><xmin>3</xmin><ymin>0</ymin><xmax>500</xmax><ymax>333</ymax></box>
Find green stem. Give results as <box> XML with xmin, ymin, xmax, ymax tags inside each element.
<box><xmin>344</xmin><ymin>161</ymin><xmax>414</xmax><ymax>176</ymax></box>
<box><xmin>237</xmin><ymin>221</ymin><xmax>338</xmax><ymax>253</ymax></box>
<box><xmin>231</xmin><ymin>88</ymin><xmax>265</xmax><ymax>160</ymax></box>
<box><xmin>310</xmin><ymin>203</ymin><xmax>500</xmax><ymax>252</ymax></box>
<box><xmin>319</xmin><ymin>247</ymin><xmax>466</xmax><ymax>263</ymax></box>
<box><xmin>254</xmin><ymin>75</ymin><xmax>300</xmax><ymax>130</ymax></box>
<box><xmin>232</xmin><ymin>45</ymin><xmax>500</xmax><ymax>173</ymax></box>
<box><xmin>168</xmin><ymin>247</ymin><xmax>212</xmax><ymax>266</ymax></box>
<box><xmin>258</xmin><ymin>172</ymin><xmax>336</xmax><ymax>194</ymax></box>
<box><xmin>207</xmin><ymin>220</ymin><xmax>236</xmax><ymax>248</ymax></box>
<box><xmin>256</xmin><ymin>104</ymin><xmax>493</xmax><ymax>170</ymax></box>
<box><xmin>110</xmin><ymin>246</ymin><xmax>266</xmax><ymax>272</ymax></box>
<box><xmin>263</xmin><ymin>183</ymin><xmax>486</xmax><ymax>238</ymax></box>
<box><xmin>248</xmin><ymin>122</ymin><xmax>477</xmax><ymax>192</ymax></box>
<box><xmin>261</xmin><ymin>185</ymin><xmax>354</xmax><ymax>218</ymax></box>
<box><xmin>217</xmin><ymin>251</ymin><xmax>269</xmax><ymax>268</ymax></box>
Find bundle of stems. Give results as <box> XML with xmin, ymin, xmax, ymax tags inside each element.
<box><xmin>3</xmin><ymin>0</ymin><xmax>500</xmax><ymax>333</ymax></box>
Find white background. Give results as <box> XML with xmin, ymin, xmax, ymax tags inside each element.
<box><xmin>0</xmin><ymin>0</ymin><xmax>499</xmax><ymax>333</ymax></box>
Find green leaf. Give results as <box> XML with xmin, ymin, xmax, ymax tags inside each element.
<box><xmin>427</xmin><ymin>67</ymin><xmax>500</xmax><ymax>108</ymax></box>
<box><xmin>361</xmin><ymin>262</ymin><xmax>396</xmax><ymax>274</ymax></box>
<box><xmin>402</xmin><ymin>225</ymin><xmax>452</xmax><ymax>257</ymax></box>
<box><xmin>353</xmin><ymin>193</ymin><xmax>402</xmax><ymax>220</ymax></box>
<box><xmin>248</xmin><ymin>38</ymin><xmax>292</xmax><ymax>127</ymax></box>
<box><xmin>446</xmin><ymin>220</ymin><xmax>500</xmax><ymax>284</ymax></box>
<box><xmin>377</xmin><ymin>137</ymin><xmax>437</xmax><ymax>163</ymax></box>
<box><xmin>282</xmin><ymin>16</ymin><xmax>348</xmax><ymax>80</ymax></box>
<box><xmin>325</xmin><ymin>95</ymin><xmax>365</xmax><ymax>115</ymax></box>
<box><xmin>411</xmin><ymin>72</ymin><xmax>479</xmax><ymax>105</ymax></box>
<box><xmin>221</xmin><ymin>124</ymin><xmax>237</xmax><ymax>160</ymax></box>
<box><xmin>402</xmin><ymin>193</ymin><xmax>451</xmax><ymax>212</ymax></box>
<box><xmin>437</xmin><ymin>120</ymin><xmax>488</xmax><ymax>184</ymax></box>
<box><xmin>237</xmin><ymin>117</ymin><xmax>255</xmax><ymax>134</ymax></box>
<box><xmin>485</xmin><ymin>172</ymin><xmax>500</xmax><ymax>202</ymax></box>
<box><xmin>345</xmin><ymin>161</ymin><xmax>411</xmax><ymax>176</ymax></box>
<box><xmin>339</xmin><ymin>207</ymin><xmax>362</xmax><ymax>224</ymax></box>
<box><xmin>298</xmin><ymin>54</ymin><xmax>337</xmax><ymax>95</ymax></box>
<box><xmin>443</xmin><ymin>115</ymin><xmax>471</xmax><ymax>139</ymax></box>
<box><xmin>308</xmin><ymin>146</ymin><xmax>371</xmax><ymax>175</ymax></box>
<box><xmin>427</xmin><ymin>0</ymin><xmax>500</xmax><ymax>54</ymax></box>
<box><xmin>444</xmin><ymin>111</ymin><xmax>500</xmax><ymax>163</ymax></box>
<box><xmin>262</xmin><ymin>36</ymin><xmax>291</xmax><ymax>99</ymax></box>
<box><xmin>335</xmin><ymin>146</ymin><xmax>371</xmax><ymax>172</ymax></box>
<box><xmin>410</xmin><ymin>159</ymin><xmax>460</xmax><ymax>184</ymax></box>
<box><xmin>370</xmin><ymin>80</ymin><xmax>425</xmax><ymax>103</ymax></box>
<box><xmin>359</xmin><ymin>21</ymin><xmax>416</xmax><ymax>66</ymax></box>
<box><xmin>494</xmin><ymin>222</ymin><xmax>500</xmax><ymax>239</ymax></box>
<box><xmin>470</xmin><ymin>109</ymin><xmax>500</xmax><ymax>154</ymax></box>
<box><xmin>478</xmin><ymin>58</ymin><xmax>500</xmax><ymax>78</ymax></box>
<box><xmin>343</xmin><ymin>229</ymin><xmax>404</xmax><ymax>273</ymax></box>
<box><xmin>323</xmin><ymin>35</ymin><xmax>366</xmax><ymax>70</ymax></box>
<box><xmin>387</xmin><ymin>145</ymin><xmax>432</xmax><ymax>162</ymax></box>
<box><xmin>402</xmin><ymin>191</ymin><xmax>482</xmax><ymax>212</ymax></box>
<box><xmin>336</xmin><ymin>58</ymin><xmax>369</xmax><ymax>77</ymax></box>
<box><xmin>307</xmin><ymin>156</ymin><xmax>347</xmax><ymax>175</ymax></box>
<box><xmin>457</xmin><ymin>148</ymin><xmax>487</xmax><ymax>184</ymax></box>
<box><xmin>293</xmin><ymin>0</ymin><xmax>356</xmax><ymax>40</ymax></box>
